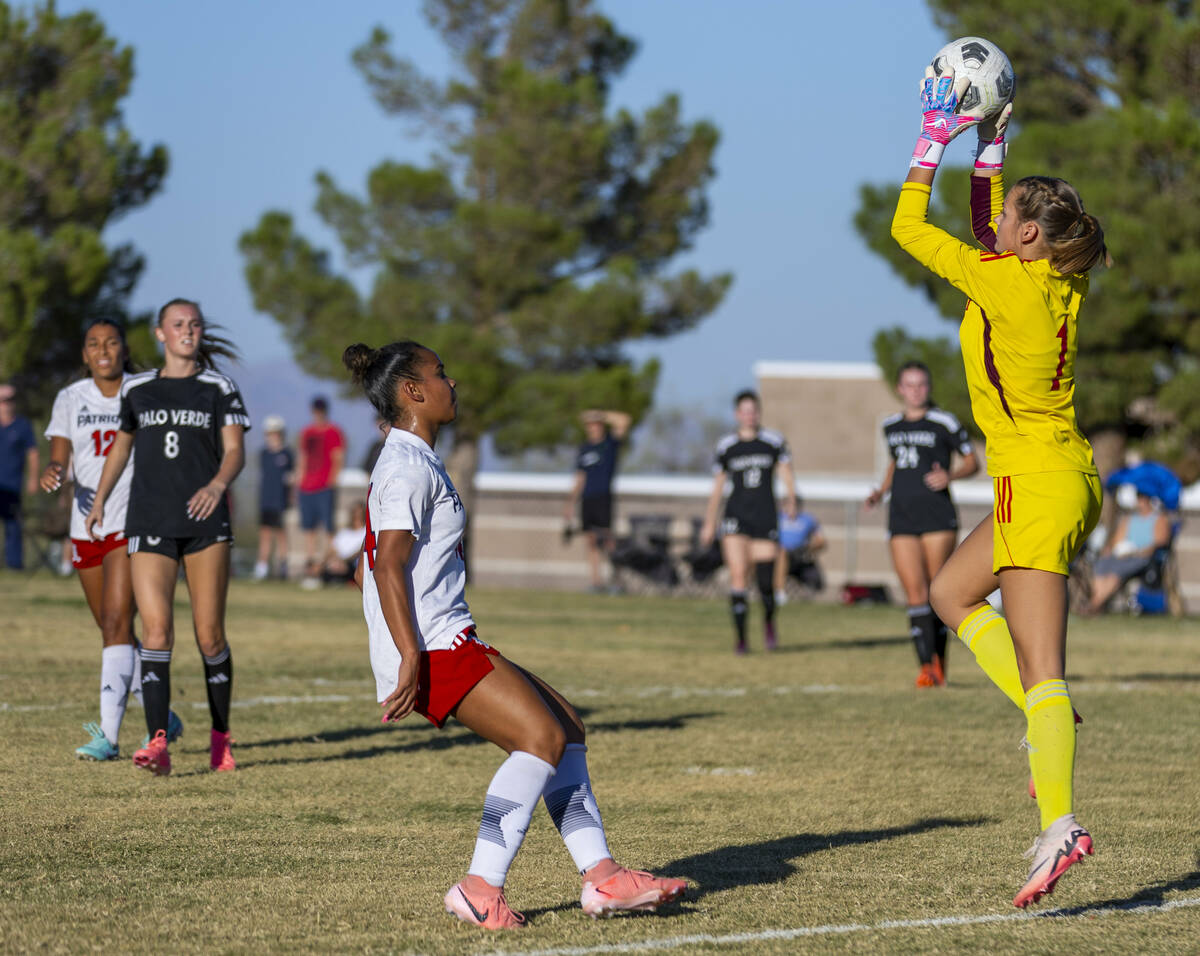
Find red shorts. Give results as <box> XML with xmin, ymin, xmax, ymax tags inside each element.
<box><xmin>415</xmin><ymin>629</ymin><xmax>499</xmax><ymax>728</ymax></box>
<box><xmin>71</xmin><ymin>533</ymin><xmax>127</xmax><ymax>570</ymax></box>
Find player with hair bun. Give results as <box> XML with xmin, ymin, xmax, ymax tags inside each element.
<box><xmin>893</xmin><ymin>68</ymin><xmax>1108</xmax><ymax>907</ymax></box>
<box><xmin>343</xmin><ymin>339</ymin><xmax>685</xmax><ymax>930</ymax></box>
<box><xmin>41</xmin><ymin>318</ymin><xmax>179</xmax><ymax>760</ymax></box>
<box><xmin>86</xmin><ymin>299</ymin><xmax>249</xmax><ymax>776</ymax></box>
<box><xmin>866</xmin><ymin>360</ymin><xmax>978</xmax><ymax>687</ymax></box>
<box><xmin>701</xmin><ymin>390</ymin><xmax>797</xmax><ymax>654</ymax></box>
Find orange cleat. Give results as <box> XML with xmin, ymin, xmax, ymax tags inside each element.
<box><xmin>444</xmin><ymin>878</ymin><xmax>526</xmax><ymax>929</ymax></box>
<box><xmin>581</xmin><ymin>864</ymin><xmax>686</xmax><ymax>918</ymax></box>
<box><xmin>931</xmin><ymin>654</ymin><xmax>946</xmax><ymax>685</ymax></box>
<box><xmin>915</xmin><ymin>663</ymin><xmax>939</xmax><ymax>688</ymax></box>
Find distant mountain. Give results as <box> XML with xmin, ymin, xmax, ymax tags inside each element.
<box><xmin>236</xmin><ymin>355</ymin><xmax>380</xmax><ymax>467</ymax></box>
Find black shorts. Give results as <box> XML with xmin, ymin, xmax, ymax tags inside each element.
<box><xmin>259</xmin><ymin>508</ymin><xmax>284</xmax><ymax>529</ymax></box>
<box><xmin>888</xmin><ymin>494</ymin><xmax>958</xmax><ymax>536</ymax></box>
<box><xmin>721</xmin><ymin>511</ymin><xmax>778</xmax><ymax>541</ymax></box>
<box><xmin>580</xmin><ymin>495</ymin><xmax>613</xmax><ymax>532</ymax></box>
<box><xmin>127</xmin><ymin>534</ymin><xmax>232</xmax><ymax>561</ymax></box>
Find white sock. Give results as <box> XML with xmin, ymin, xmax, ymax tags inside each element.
<box><xmin>129</xmin><ymin>642</ymin><xmax>143</xmax><ymax>706</ymax></box>
<box><xmin>467</xmin><ymin>750</ymin><xmax>557</xmax><ymax>887</ymax></box>
<box><xmin>99</xmin><ymin>644</ymin><xmax>136</xmax><ymax>745</ymax></box>
<box><xmin>543</xmin><ymin>744</ymin><xmax>611</xmax><ymax>874</ymax></box>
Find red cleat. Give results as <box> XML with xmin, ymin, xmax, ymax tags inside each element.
<box><xmin>210</xmin><ymin>729</ymin><xmax>236</xmax><ymax>772</ymax></box>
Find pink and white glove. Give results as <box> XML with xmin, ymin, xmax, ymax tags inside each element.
<box><xmin>910</xmin><ymin>66</ymin><xmax>979</xmax><ymax>170</ymax></box>
<box><xmin>974</xmin><ymin>102</ymin><xmax>1013</xmax><ymax>170</ymax></box>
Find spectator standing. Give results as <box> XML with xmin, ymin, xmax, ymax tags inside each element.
<box><xmin>0</xmin><ymin>383</ymin><xmax>40</xmax><ymax>569</ymax></box>
<box><xmin>255</xmin><ymin>415</ymin><xmax>294</xmax><ymax>580</ymax></box>
<box><xmin>563</xmin><ymin>409</ymin><xmax>631</xmax><ymax>592</ymax></box>
<box><xmin>297</xmin><ymin>396</ymin><xmax>345</xmax><ymax>586</ymax></box>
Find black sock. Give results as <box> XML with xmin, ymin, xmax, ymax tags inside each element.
<box><xmin>203</xmin><ymin>645</ymin><xmax>233</xmax><ymax>734</ymax></box>
<box><xmin>755</xmin><ymin>562</ymin><xmax>776</xmax><ymax>623</ymax></box>
<box><xmin>933</xmin><ymin>614</ymin><xmax>949</xmax><ymax>662</ymax></box>
<box><xmin>730</xmin><ymin>590</ymin><xmax>748</xmax><ymax>645</ymax></box>
<box><xmin>908</xmin><ymin>605</ymin><xmax>936</xmax><ymax>665</ymax></box>
<box><xmin>139</xmin><ymin>648</ymin><xmax>171</xmax><ymax>737</ymax></box>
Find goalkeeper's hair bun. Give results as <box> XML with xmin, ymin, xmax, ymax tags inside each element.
<box><xmin>342</xmin><ymin>340</ymin><xmax>428</xmax><ymax>423</ymax></box>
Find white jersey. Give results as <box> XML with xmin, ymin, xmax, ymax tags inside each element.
<box><xmin>44</xmin><ymin>377</ymin><xmax>134</xmax><ymax>540</ymax></box>
<box><xmin>362</xmin><ymin>428</ymin><xmax>474</xmax><ymax>701</ymax></box>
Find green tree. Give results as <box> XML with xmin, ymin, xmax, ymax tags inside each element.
<box><xmin>855</xmin><ymin>1</ymin><xmax>1200</xmax><ymax>479</ymax></box>
<box><xmin>239</xmin><ymin>0</ymin><xmax>731</xmax><ymax>530</ymax></box>
<box><xmin>0</xmin><ymin>2</ymin><xmax>167</xmax><ymax>416</ymax></box>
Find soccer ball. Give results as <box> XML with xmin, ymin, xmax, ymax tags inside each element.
<box><xmin>930</xmin><ymin>36</ymin><xmax>1015</xmax><ymax>119</ymax></box>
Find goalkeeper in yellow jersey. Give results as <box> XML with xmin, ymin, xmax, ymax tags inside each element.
<box><xmin>892</xmin><ymin>68</ymin><xmax>1109</xmax><ymax>910</ymax></box>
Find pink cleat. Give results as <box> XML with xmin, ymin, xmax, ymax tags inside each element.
<box><xmin>444</xmin><ymin>878</ymin><xmax>525</xmax><ymax>929</ymax></box>
<box><xmin>1013</xmin><ymin>814</ymin><xmax>1093</xmax><ymax>908</ymax></box>
<box><xmin>132</xmin><ymin>729</ymin><xmax>171</xmax><ymax>777</ymax></box>
<box><xmin>764</xmin><ymin>622</ymin><xmax>778</xmax><ymax>652</ymax></box>
<box><xmin>581</xmin><ymin>864</ymin><xmax>686</xmax><ymax>918</ymax></box>
<box><xmin>210</xmin><ymin>729</ymin><xmax>236</xmax><ymax>771</ymax></box>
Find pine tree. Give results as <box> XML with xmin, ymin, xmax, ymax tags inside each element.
<box><xmin>239</xmin><ymin>0</ymin><xmax>730</xmax><ymax>531</ymax></box>
<box><xmin>0</xmin><ymin>2</ymin><xmax>167</xmax><ymax>415</ymax></box>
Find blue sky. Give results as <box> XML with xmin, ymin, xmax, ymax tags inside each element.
<box><xmin>57</xmin><ymin>0</ymin><xmax>952</xmax><ymax>456</ymax></box>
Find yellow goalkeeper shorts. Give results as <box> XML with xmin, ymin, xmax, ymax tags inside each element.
<box><xmin>992</xmin><ymin>471</ymin><xmax>1102</xmax><ymax>575</ymax></box>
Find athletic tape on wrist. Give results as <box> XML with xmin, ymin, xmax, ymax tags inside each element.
<box><xmin>910</xmin><ymin>136</ymin><xmax>945</xmax><ymax>169</ymax></box>
<box><xmin>974</xmin><ymin>140</ymin><xmax>1006</xmax><ymax>170</ymax></box>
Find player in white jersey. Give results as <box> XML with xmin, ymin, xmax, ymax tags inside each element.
<box><xmin>87</xmin><ymin>299</ymin><xmax>247</xmax><ymax>776</ymax></box>
<box><xmin>41</xmin><ymin>319</ymin><xmax>183</xmax><ymax>760</ymax></box>
<box><xmin>344</xmin><ymin>340</ymin><xmax>685</xmax><ymax>931</ymax></box>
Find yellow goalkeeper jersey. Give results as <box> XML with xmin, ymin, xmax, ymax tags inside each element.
<box><xmin>892</xmin><ymin>179</ymin><xmax>1097</xmax><ymax>478</ymax></box>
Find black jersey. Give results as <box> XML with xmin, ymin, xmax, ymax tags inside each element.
<box><xmin>882</xmin><ymin>407</ymin><xmax>972</xmax><ymax>535</ymax></box>
<box><xmin>118</xmin><ymin>370</ymin><xmax>251</xmax><ymax>537</ymax></box>
<box><xmin>714</xmin><ymin>428</ymin><xmax>790</xmax><ymax>533</ymax></box>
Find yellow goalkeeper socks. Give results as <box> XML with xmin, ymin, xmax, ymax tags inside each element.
<box><xmin>1025</xmin><ymin>679</ymin><xmax>1076</xmax><ymax>829</ymax></box>
<box><xmin>955</xmin><ymin>605</ymin><xmax>1026</xmax><ymax>710</ymax></box>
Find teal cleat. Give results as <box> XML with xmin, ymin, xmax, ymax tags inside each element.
<box><xmin>75</xmin><ymin>722</ymin><xmax>119</xmax><ymax>761</ymax></box>
<box><xmin>141</xmin><ymin>710</ymin><xmax>184</xmax><ymax>748</ymax></box>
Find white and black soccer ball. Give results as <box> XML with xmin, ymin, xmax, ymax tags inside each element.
<box><xmin>930</xmin><ymin>36</ymin><xmax>1015</xmax><ymax>119</ymax></box>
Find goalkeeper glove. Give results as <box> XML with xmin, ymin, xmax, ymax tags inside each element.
<box><xmin>910</xmin><ymin>66</ymin><xmax>979</xmax><ymax>169</ymax></box>
<box><xmin>975</xmin><ymin>102</ymin><xmax>1013</xmax><ymax>170</ymax></box>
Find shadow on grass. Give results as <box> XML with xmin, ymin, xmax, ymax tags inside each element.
<box><xmin>771</xmin><ymin>635</ymin><xmax>910</xmax><ymax>654</ymax></box>
<box><xmin>1040</xmin><ymin>866</ymin><xmax>1200</xmax><ymax>918</ymax></box>
<box><xmin>660</xmin><ymin>816</ymin><xmax>992</xmax><ymax>901</ymax></box>
<box><xmin>231</xmin><ymin>712</ymin><xmax>719</xmax><ymax>768</ymax></box>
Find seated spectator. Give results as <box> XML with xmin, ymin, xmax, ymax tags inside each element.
<box><xmin>311</xmin><ymin>501</ymin><xmax>367</xmax><ymax>588</ymax></box>
<box><xmin>774</xmin><ymin>498</ymin><xmax>827</xmax><ymax>603</ymax></box>
<box><xmin>1085</xmin><ymin>492</ymin><xmax>1172</xmax><ymax>614</ymax></box>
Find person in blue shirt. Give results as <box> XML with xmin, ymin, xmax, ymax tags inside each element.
<box><xmin>563</xmin><ymin>409</ymin><xmax>631</xmax><ymax>591</ymax></box>
<box><xmin>1084</xmin><ymin>491</ymin><xmax>1172</xmax><ymax>614</ymax></box>
<box><xmin>255</xmin><ymin>414</ymin><xmax>295</xmax><ymax>580</ymax></box>
<box><xmin>0</xmin><ymin>383</ymin><xmax>40</xmax><ymax>569</ymax></box>
<box><xmin>773</xmin><ymin>498</ymin><xmax>827</xmax><ymax>603</ymax></box>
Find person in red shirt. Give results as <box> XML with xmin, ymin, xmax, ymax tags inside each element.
<box><xmin>296</xmin><ymin>396</ymin><xmax>345</xmax><ymax>586</ymax></box>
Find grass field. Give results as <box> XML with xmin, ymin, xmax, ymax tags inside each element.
<box><xmin>2</xmin><ymin>574</ymin><xmax>1199</xmax><ymax>954</ymax></box>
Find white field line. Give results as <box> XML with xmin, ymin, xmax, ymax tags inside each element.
<box><xmin>485</xmin><ymin>894</ymin><xmax>1200</xmax><ymax>956</ymax></box>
